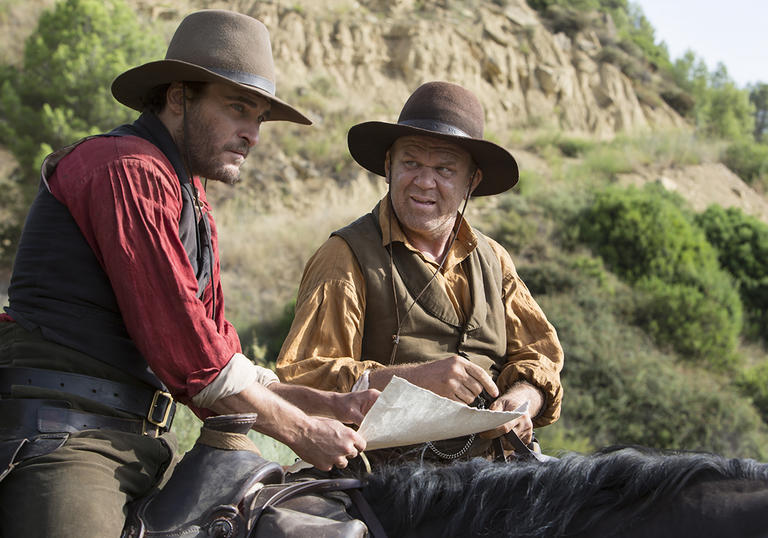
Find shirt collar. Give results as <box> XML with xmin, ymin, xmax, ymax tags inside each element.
<box><xmin>377</xmin><ymin>195</ymin><xmax>478</xmax><ymax>269</ymax></box>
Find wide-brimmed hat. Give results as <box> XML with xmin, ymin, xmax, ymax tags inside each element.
<box><xmin>347</xmin><ymin>81</ymin><xmax>518</xmax><ymax>196</ymax></box>
<box><xmin>111</xmin><ymin>10</ymin><xmax>310</xmax><ymax>125</ymax></box>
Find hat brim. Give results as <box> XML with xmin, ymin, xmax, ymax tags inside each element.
<box><xmin>111</xmin><ymin>60</ymin><xmax>311</xmax><ymax>125</ymax></box>
<box><xmin>347</xmin><ymin>121</ymin><xmax>518</xmax><ymax>196</ymax></box>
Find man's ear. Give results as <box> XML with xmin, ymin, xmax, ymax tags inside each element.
<box><xmin>468</xmin><ymin>168</ymin><xmax>483</xmax><ymax>197</ymax></box>
<box><xmin>384</xmin><ymin>150</ymin><xmax>392</xmax><ymax>184</ymax></box>
<box><xmin>165</xmin><ymin>82</ymin><xmax>186</xmax><ymax>116</ymax></box>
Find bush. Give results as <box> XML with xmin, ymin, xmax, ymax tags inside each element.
<box><xmin>0</xmin><ymin>0</ymin><xmax>163</xmax><ymax>192</ymax></box>
<box><xmin>738</xmin><ymin>361</ymin><xmax>768</xmax><ymax>424</ymax></box>
<box><xmin>721</xmin><ymin>140</ymin><xmax>768</xmax><ymax>189</ymax></box>
<box><xmin>695</xmin><ymin>205</ymin><xmax>768</xmax><ymax>338</ymax></box>
<box><xmin>634</xmin><ymin>276</ymin><xmax>741</xmax><ymax>367</ymax></box>
<box><xmin>578</xmin><ymin>185</ymin><xmax>702</xmax><ymax>281</ymax></box>
<box><xmin>532</xmin><ymin>261</ymin><xmax>767</xmax><ymax>459</ymax></box>
<box><xmin>660</xmin><ymin>88</ymin><xmax>695</xmax><ymax>117</ymax></box>
<box><xmin>577</xmin><ymin>184</ymin><xmax>743</xmax><ymax>362</ymax></box>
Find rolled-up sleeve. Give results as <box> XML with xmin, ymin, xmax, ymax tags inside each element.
<box><xmin>488</xmin><ymin>239</ymin><xmax>564</xmax><ymax>426</ymax></box>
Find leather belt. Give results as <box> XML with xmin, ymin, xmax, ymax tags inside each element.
<box><xmin>0</xmin><ymin>398</ymin><xmax>167</xmax><ymax>438</ymax></box>
<box><xmin>0</xmin><ymin>367</ymin><xmax>175</xmax><ymax>431</ymax></box>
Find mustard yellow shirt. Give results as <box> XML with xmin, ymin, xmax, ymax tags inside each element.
<box><xmin>276</xmin><ymin>196</ymin><xmax>564</xmax><ymax>425</ymax></box>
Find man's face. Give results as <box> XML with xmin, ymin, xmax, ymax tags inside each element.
<box><xmin>386</xmin><ymin>135</ymin><xmax>479</xmax><ymax>247</ymax></box>
<box><xmin>180</xmin><ymin>82</ymin><xmax>271</xmax><ymax>184</ymax></box>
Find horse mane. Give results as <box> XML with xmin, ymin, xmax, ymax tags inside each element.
<box><xmin>362</xmin><ymin>446</ymin><xmax>768</xmax><ymax>537</ymax></box>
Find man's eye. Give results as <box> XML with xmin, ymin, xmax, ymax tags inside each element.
<box><xmin>403</xmin><ymin>161</ymin><xmax>418</xmax><ymax>168</ymax></box>
<box><xmin>231</xmin><ymin>103</ymin><xmax>245</xmax><ymax>113</ymax></box>
<box><xmin>436</xmin><ymin>167</ymin><xmax>454</xmax><ymax>177</ymax></box>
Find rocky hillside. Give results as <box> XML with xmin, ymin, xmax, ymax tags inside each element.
<box><xmin>2</xmin><ymin>0</ymin><xmax>686</xmax><ymax>134</ymax></box>
<box><xmin>244</xmin><ymin>0</ymin><xmax>685</xmax><ymax>137</ymax></box>
<box><xmin>3</xmin><ymin>0</ymin><xmax>765</xmax><ymax>225</ymax></box>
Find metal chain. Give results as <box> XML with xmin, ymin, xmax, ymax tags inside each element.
<box><xmin>425</xmin><ymin>434</ymin><xmax>476</xmax><ymax>460</ymax></box>
<box><xmin>425</xmin><ymin>391</ymin><xmax>487</xmax><ymax>460</ymax></box>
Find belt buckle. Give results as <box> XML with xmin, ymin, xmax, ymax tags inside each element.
<box><xmin>146</xmin><ymin>390</ymin><xmax>174</xmax><ymax>429</ymax></box>
<box><xmin>141</xmin><ymin>420</ymin><xmax>160</xmax><ymax>438</ymax></box>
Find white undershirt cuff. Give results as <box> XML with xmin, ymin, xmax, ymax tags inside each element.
<box><xmin>191</xmin><ymin>353</ymin><xmax>279</xmax><ymax>408</ymax></box>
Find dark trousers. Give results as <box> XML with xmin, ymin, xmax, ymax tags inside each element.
<box><xmin>0</xmin><ymin>322</ymin><xmax>176</xmax><ymax>537</ymax></box>
<box><xmin>0</xmin><ymin>429</ymin><xmax>174</xmax><ymax>537</ymax></box>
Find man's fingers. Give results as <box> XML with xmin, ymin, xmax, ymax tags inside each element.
<box><xmin>463</xmin><ymin>361</ymin><xmax>498</xmax><ymax>398</ymax></box>
<box><xmin>453</xmin><ymin>383</ymin><xmax>479</xmax><ymax>404</ymax></box>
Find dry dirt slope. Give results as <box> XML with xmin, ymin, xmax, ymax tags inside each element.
<box><xmin>619</xmin><ymin>164</ymin><xmax>768</xmax><ymax>224</ymax></box>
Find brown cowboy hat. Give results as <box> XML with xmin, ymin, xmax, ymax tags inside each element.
<box><xmin>347</xmin><ymin>81</ymin><xmax>518</xmax><ymax>196</ymax></box>
<box><xmin>111</xmin><ymin>10</ymin><xmax>310</xmax><ymax>125</ymax></box>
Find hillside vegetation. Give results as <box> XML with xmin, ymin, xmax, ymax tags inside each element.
<box><xmin>1</xmin><ymin>0</ymin><xmax>767</xmax><ymax>460</ymax></box>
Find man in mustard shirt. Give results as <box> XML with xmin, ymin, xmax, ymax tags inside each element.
<box><xmin>277</xmin><ymin>81</ymin><xmax>564</xmax><ymax>461</ymax></box>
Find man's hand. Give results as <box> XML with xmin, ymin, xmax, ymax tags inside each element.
<box><xmin>479</xmin><ymin>382</ymin><xmax>543</xmax><ymax>445</ymax></box>
<box><xmin>369</xmin><ymin>355</ymin><xmax>498</xmax><ymax>404</ymax></box>
<box><xmin>290</xmin><ymin>415</ymin><xmax>368</xmax><ymax>471</ymax></box>
<box><xmin>209</xmin><ymin>382</ymin><xmax>368</xmax><ymax>471</ymax></box>
<box><xmin>329</xmin><ymin>388</ymin><xmax>380</xmax><ymax>426</ymax></box>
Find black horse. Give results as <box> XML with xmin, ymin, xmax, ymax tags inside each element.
<box><xmin>123</xmin><ymin>415</ymin><xmax>768</xmax><ymax>538</ymax></box>
<box><xmin>363</xmin><ymin>446</ymin><xmax>768</xmax><ymax>537</ymax></box>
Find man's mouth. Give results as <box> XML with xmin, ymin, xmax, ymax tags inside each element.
<box><xmin>226</xmin><ymin>145</ymin><xmax>249</xmax><ymax>160</ymax></box>
<box><xmin>410</xmin><ymin>196</ymin><xmax>436</xmax><ymax>206</ymax></box>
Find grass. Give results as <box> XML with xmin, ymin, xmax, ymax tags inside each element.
<box><xmin>212</xmin><ymin>173</ymin><xmax>386</xmax><ymax>333</ymax></box>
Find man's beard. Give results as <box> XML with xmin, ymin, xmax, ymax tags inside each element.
<box><xmin>180</xmin><ymin>108</ymin><xmax>248</xmax><ymax>185</ymax></box>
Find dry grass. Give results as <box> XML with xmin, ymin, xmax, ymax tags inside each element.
<box><xmin>212</xmin><ymin>174</ymin><xmax>387</xmax><ymax>330</ymax></box>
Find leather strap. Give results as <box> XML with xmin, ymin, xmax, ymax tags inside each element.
<box><xmin>0</xmin><ymin>367</ymin><xmax>174</xmax><ymax>429</ymax></box>
<box><xmin>347</xmin><ymin>487</ymin><xmax>389</xmax><ymax>538</ymax></box>
<box><xmin>37</xmin><ymin>405</ymin><xmax>161</xmax><ymax>437</ymax></box>
<box><xmin>493</xmin><ymin>430</ymin><xmax>553</xmax><ymax>463</ymax></box>
<box><xmin>256</xmin><ymin>477</ymin><xmax>388</xmax><ymax>538</ymax></box>
<box><xmin>0</xmin><ymin>398</ymin><xmax>166</xmax><ymax>439</ymax></box>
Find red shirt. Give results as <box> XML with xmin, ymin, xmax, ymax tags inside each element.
<box><xmin>5</xmin><ymin>135</ymin><xmax>241</xmax><ymax>406</ymax></box>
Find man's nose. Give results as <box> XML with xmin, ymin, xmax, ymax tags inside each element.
<box><xmin>412</xmin><ymin>167</ymin><xmax>438</xmax><ymax>189</ymax></box>
<box><xmin>240</xmin><ymin>121</ymin><xmax>261</xmax><ymax>148</ymax></box>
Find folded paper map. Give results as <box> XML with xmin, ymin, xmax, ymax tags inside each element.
<box><xmin>357</xmin><ymin>376</ymin><xmax>527</xmax><ymax>450</ymax></box>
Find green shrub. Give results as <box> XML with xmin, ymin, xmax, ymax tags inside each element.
<box><xmin>0</xmin><ymin>0</ymin><xmax>163</xmax><ymax>191</ymax></box>
<box><xmin>738</xmin><ymin>361</ymin><xmax>768</xmax><ymax>424</ymax></box>
<box><xmin>533</xmin><ymin>269</ymin><xmax>767</xmax><ymax>459</ymax></box>
<box><xmin>577</xmin><ymin>185</ymin><xmax>743</xmax><ymax>362</ymax></box>
<box><xmin>634</xmin><ymin>276</ymin><xmax>741</xmax><ymax>367</ymax></box>
<box><xmin>695</xmin><ymin>205</ymin><xmax>768</xmax><ymax>338</ymax></box>
<box><xmin>660</xmin><ymin>88</ymin><xmax>695</xmax><ymax>117</ymax></box>
<box><xmin>721</xmin><ymin>140</ymin><xmax>768</xmax><ymax>189</ymax></box>
<box><xmin>556</xmin><ymin>136</ymin><xmax>595</xmax><ymax>158</ymax></box>
<box><xmin>539</xmin><ymin>4</ymin><xmax>593</xmax><ymax>36</ymax></box>
<box><xmin>579</xmin><ymin>185</ymin><xmax>700</xmax><ymax>281</ymax></box>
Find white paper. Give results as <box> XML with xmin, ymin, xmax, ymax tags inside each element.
<box><xmin>357</xmin><ymin>376</ymin><xmax>526</xmax><ymax>450</ymax></box>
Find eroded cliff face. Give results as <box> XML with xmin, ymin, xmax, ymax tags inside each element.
<box><xmin>234</xmin><ymin>0</ymin><xmax>685</xmax><ymax>138</ymax></box>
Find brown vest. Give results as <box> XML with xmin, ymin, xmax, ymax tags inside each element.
<box><xmin>333</xmin><ymin>205</ymin><xmax>507</xmax><ymax>376</ymax></box>
<box><xmin>333</xmin><ymin>205</ymin><xmax>507</xmax><ymax>460</ymax></box>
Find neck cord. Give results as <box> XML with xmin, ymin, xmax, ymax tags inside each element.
<box><xmin>387</xmin><ymin>170</ymin><xmax>476</xmax><ymax>365</ymax></box>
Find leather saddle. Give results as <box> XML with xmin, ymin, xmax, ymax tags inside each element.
<box><xmin>121</xmin><ymin>414</ymin><xmax>373</xmax><ymax>538</ymax></box>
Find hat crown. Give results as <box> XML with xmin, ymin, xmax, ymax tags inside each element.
<box><xmin>165</xmin><ymin>10</ymin><xmax>276</xmax><ymax>93</ymax></box>
<box><xmin>397</xmin><ymin>81</ymin><xmax>484</xmax><ymax>139</ymax></box>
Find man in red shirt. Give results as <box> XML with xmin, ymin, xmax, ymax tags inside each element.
<box><xmin>0</xmin><ymin>10</ymin><xmax>376</xmax><ymax>536</ymax></box>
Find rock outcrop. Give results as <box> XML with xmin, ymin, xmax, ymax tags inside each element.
<box><xmin>233</xmin><ymin>0</ymin><xmax>687</xmax><ymax>138</ymax></box>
